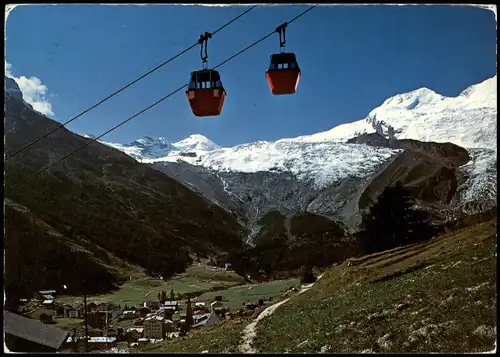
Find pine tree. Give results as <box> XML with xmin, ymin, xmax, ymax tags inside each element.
<box><xmin>358</xmin><ymin>182</ymin><xmax>438</xmax><ymax>254</ymax></box>
<box><xmin>160</xmin><ymin>290</ymin><xmax>167</xmax><ymax>303</ymax></box>
<box><xmin>300</xmin><ymin>265</ymin><xmax>316</xmax><ymax>284</ymax></box>
<box><xmin>170</xmin><ymin>289</ymin><xmax>175</xmax><ymax>301</ymax></box>
<box><xmin>185</xmin><ymin>297</ymin><xmax>194</xmax><ymax>327</ymax></box>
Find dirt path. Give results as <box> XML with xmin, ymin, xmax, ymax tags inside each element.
<box><xmin>238</xmin><ymin>273</ymin><xmax>325</xmax><ymax>354</ymax></box>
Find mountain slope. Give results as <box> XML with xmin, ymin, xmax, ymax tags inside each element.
<box><xmin>4</xmin><ymin>80</ymin><xmax>246</xmax><ymax>302</ymax></box>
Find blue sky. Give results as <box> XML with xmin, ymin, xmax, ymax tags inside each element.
<box><xmin>5</xmin><ymin>4</ymin><xmax>496</xmax><ymax>147</ymax></box>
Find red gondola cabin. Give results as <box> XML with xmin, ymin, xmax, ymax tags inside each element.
<box><xmin>265</xmin><ymin>53</ymin><xmax>301</xmax><ymax>95</ymax></box>
<box><xmin>186</xmin><ymin>69</ymin><xmax>226</xmax><ymax>117</ymax></box>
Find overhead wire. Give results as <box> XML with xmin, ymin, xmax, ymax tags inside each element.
<box><xmin>5</xmin><ymin>5</ymin><xmax>258</xmax><ymax>161</ymax></box>
<box><xmin>6</xmin><ymin>5</ymin><xmax>316</xmax><ymax>192</ymax></box>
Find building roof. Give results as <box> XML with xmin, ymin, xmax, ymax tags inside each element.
<box><xmin>164</xmin><ymin>301</ymin><xmax>178</xmax><ymax>306</ymax></box>
<box><xmin>192</xmin><ymin>312</ymin><xmax>221</xmax><ymax>328</ymax></box>
<box><xmin>31</xmin><ymin>308</ymin><xmax>55</xmax><ymax>320</ymax></box>
<box><xmin>88</xmin><ymin>337</ymin><xmax>117</xmax><ymax>343</ymax></box>
<box><xmin>42</xmin><ymin>300</ymin><xmax>54</xmax><ymax>304</ymax></box>
<box><xmin>145</xmin><ymin>315</ymin><xmax>165</xmax><ymax>322</ymax></box>
<box><xmin>195</xmin><ymin>302</ymin><xmax>206</xmax><ymax>306</ymax></box>
<box><xmin>126</xmin><ymin>328</ymin><xmax>144</xmax><ymax>333</ymax></box>
<box><xmin>4</xmin><ymin>312</ymin><xmax>70</xmax><ymax>350</ymax></box>
<box><xmin>38</xmin><ymin>290</ymin><xmax>57</xmax><ymax>295</ymax></box>
<box><xmin>42</xmin><ymin>295</ymin><xmax>54</xmax><ymax>300</ymax></box>
<box><xmin>89</xmin><ymin>301</ymin><xmax>108</xmax><ymax>305</ymax></box>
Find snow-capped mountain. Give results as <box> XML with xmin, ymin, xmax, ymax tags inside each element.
<box><xmin>278</xmin><ymin>75</ymin><xmax>497</xmax><ymax>150</ymax></box>
<box><xmin>93</xmin><ymin>75</ymin><xmax>496</xmax><ymax>235</ymax></box>
<box><xmin>96</xmin><ymin>134</ymin><xmax>221</xmax><ymax>161</ymax></box>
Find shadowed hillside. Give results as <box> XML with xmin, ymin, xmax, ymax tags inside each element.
<box><xmin>229</xmin><ymin>211</ymin><xmax>357</xmax><ymax>280</ymax></box>
<box><xmin>349</xmin><ymin>133</ymin><xmax>471</xmax><ymax>209</ymax></box>
<box><xmin>4</xmin><ymin>92</ymin><xmax>246</xmax><ymax>304</ymax></box>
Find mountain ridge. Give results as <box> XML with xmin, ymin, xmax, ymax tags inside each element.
<box><xmin>95</xmin><ymin>74</ymin><xmax>496</xmax><ymax>168</ymax></box>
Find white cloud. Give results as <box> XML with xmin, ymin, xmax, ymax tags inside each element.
<box><xmin>5</xmin><ymin>61</ymin><xmax>55</xmax><ymax>117</ymax></box>
<box><xmin>5</xmin><ymin>62</ymin><xmax>13</xmax><ymax>77</ymax></box>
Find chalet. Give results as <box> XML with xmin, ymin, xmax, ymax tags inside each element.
<box><xmin>68</xmin><ymin>309</ymin><xmax>82</xmax><ymax>318</ymax></box>
<box><xmin>138</xmin><ymin>306</ymin><xmax>151</xmax><ymax>317</ymax></box>
<box><xmin>193</xmin><ymin>302</ymin><xmax>208</xmax><ymax>314</ymax></box>
<box><xmin>4</xmin><ymin>312</ymin><xmax>70</xmax><ymax>352</ymax></box>
<box><xmin>36</xmin><ymin>290</ymin><xmax>57</xmax><ymax>300</ymax></box>
<box><xmin>126</xmin><ymin>328</ymin><xmax>144</xmax><ymax>341</ymax></box>
<box><xmin>164</xmin><ymin>301</ymin><xmax>179</xmax><ymax>311</ymax></box>
<box><xmin>87</xmin><ymin>301</ymin><xmax>114</xmax><ymax>313</ymax></box>
<box><xmin>192</xmin><ymin>312</ymin><xmax>222</xmax><ymax>329</ymax></box>
<box><xmin>86</xmin><ymin>302</ymin><xmax>98</xmax><ymax>312</ymax></box>
<box><xmin>155</xmin><ymin>308</ymin><xmax>169</xmax><ymax>319</ymax></box>
<box><xmin>42</xmin><ymin>300</ymin><xmax>55</xmax><ymax>308</ymax></box>
<box><xmin>121</xmin><ymin>310</ymin><xmax>138</xmax><ymax>320</ymax></box>
<box><xmin>210</xmin><ymin>301</ymin><xmax>224</xmax><ymax>313</ymax></box>
<box><xmin>193</xmin><ymin>313</ymin><xmax>210</xmax><ymax>325</ymax></box>
<box><xmin>39</xmin><ymin>313</ymin><xmax>54</xmax><ymax>324</ymax></box>
<box><xmin>55</xmin><ymin>304</ymin><xmax>73</xmax><ymax>318</ymax></box>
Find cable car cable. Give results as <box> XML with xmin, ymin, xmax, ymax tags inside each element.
<box><xmin>212</xmin><ymin>6</ymin><xmax>315</xmax><ymax>70</ymax></box>
<box><xmin>6</xmin><ymin>5</ymin><xmax>316</xmax><ymax>193</ymax></box>
<box><xmin>5</xmin><ymin>5</ymin><xmax>258</xmax><ymax>162</ymax></box>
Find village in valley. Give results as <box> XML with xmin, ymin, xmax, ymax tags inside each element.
<box><xmin>7</xmin><ymin>263</ymin><xmax>299</xmax><ymax>353</ymax></box>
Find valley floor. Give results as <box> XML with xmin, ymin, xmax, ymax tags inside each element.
<box><xmin>57</xmin><ymin>265</ymin><xmax>248</xmax><ymax>308</ymax></box>
<box><xmin>132</xmin><ymin>218</ymin><xmax>496</xmax><ymax>354</ymax></box>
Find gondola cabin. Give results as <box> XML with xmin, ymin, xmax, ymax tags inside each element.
<box><xmin>265</xmin><ymin>53</ymin><xmax>301</xmax><ymax>95</ymax></box>
<box><xmin>186</xmin><ymin>69</ymin><xmax>226</xmax><ymax>117</ymax></box>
